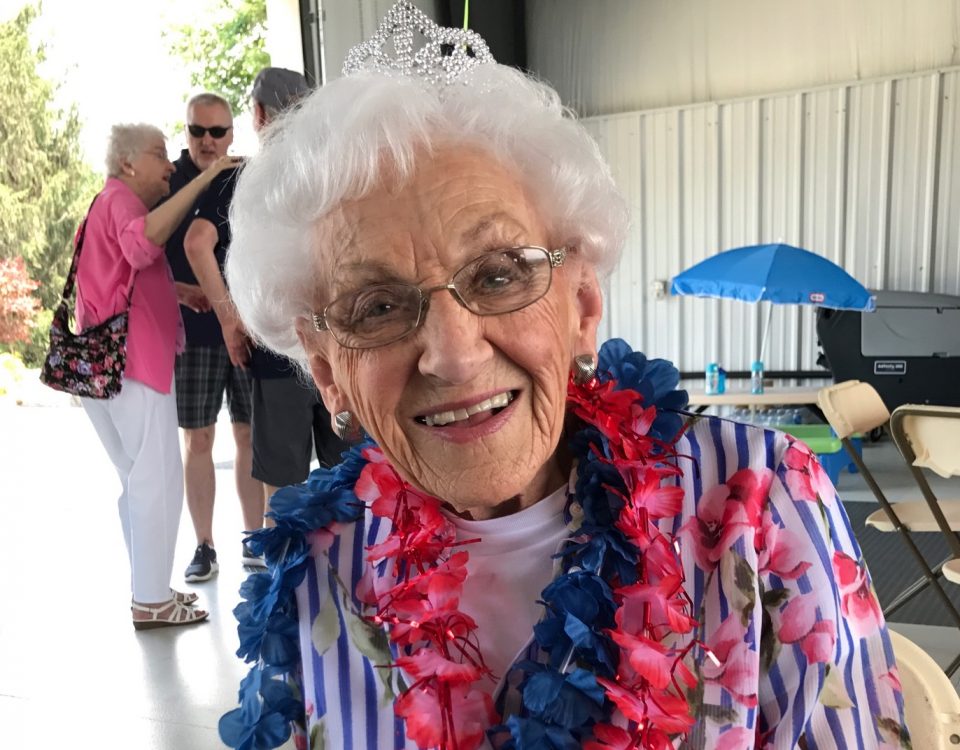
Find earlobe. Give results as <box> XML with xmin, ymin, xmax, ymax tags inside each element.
<box><xmin>295</xmin><ymin>320</ymin><xmax>346</xmax><ymax>414</ymax></box>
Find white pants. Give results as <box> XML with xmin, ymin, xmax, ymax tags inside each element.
<box><xmin>82</xmin><ymin>378</ymin><xmax>183</xmax><ymax>603</ymax></box>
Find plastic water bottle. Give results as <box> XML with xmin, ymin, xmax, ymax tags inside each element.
<box><xmin>750</xmin><ymin>360</ymin><xmax>765</xmax><ymax>395</ymax></box>
<box><xmin>705</xmin><ymin>363</ymin><xmax>720</xmax><ymax>395</ymax></box>
<box><xmin>717</xmin><ymin>367</ymin><xmax>727</xmax><ymax>394</ymax></box>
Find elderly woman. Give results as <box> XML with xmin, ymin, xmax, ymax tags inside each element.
<box><xmin>76</xmin><ymin>124</ymin><xmax>237</xmax><ymax>629</ymax></box>
<box><xmin>220</xmin><ymin>5</ymin><xmax>906</xmax><ymax>749</ymax></box>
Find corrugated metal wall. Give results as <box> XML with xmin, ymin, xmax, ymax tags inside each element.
<box><xmin>318</xmin><ymin>0</ymin><xmax>443</xmax><ymax>81</ymax></box>
<box><xmin>527</xmin><ymin>0</ymin><xmax>960</xmax><ymax>116</ymax></box>
<box><xmin>584</xmin><ymin>67</ymin><xmax>960</xmax><ymax>375</ymax></box>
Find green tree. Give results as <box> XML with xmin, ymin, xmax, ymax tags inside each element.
<box><xmin>165</xmin><ymin>0</ymin><xmax>270</xmax><ymax>116</ymax></box>
<box><xmin>0</xmin><ymin>4</ymin><xmax>98</xmax><ymax>365</ymax></box>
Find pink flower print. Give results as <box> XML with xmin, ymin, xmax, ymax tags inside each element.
<box><xmin>679</xmin><ymin>468</ymin><xmax>771</xmax><ymax>572</ymax></box>
<box><xmin>678</xmin><ymin>485</ymin><xmax>743</xmax><ymax>572</ymax></box>
<box><xmin>775</xmin><ymin>592</ymin><xmax>836</xmax><ymax>664</ymax></box>
<box><xmin>725</xmin><ymin>468</ymin><xmax>773</xmax><ymax>530</ymax></box>
<box><xmin>703</xmin><ymin>613</ymin><xmax>759</xmax><ymax>708</ymax></box>
<box><xmin>783</xmin><ymin>437</ymin><xmax>835</xmax><ymax>505</ymax></box>
<box><xmin>756</xmin><ymin>510</ymin><xmax>813</xmax><ymax>580</ymax></box>
<box><xmin>832</xmin><ymin>551</ymin><xmax>883</xmax><ymax>638</ymax></box>
<box><xmin>714</xmin><ymin>727</ymin><xmax>755</xmax><ymax>750</ymax></box>
<box><xmin>307</xmin><ymin>524</ymin><xmax>340</xmax><ymax>556</ymax></box>
<box><xmin>879</xmin><ymin>666</ymin><xmax>902</xmax><ymax>693</ymax></box>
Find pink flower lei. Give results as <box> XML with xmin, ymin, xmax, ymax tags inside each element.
<box><xmin>351</xmin><ymin>361</ymin><xmax>699</xmax><ymax>750</ymax></box>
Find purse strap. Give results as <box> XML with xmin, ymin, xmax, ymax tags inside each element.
<box><xmin>59</xmin><ymin>193</ymin><xmax>140</xmax><ymax>308</ymax></box>
<box><xmin>59</xmin><ymin>194</ymin><xmax>99</xmax><ymax>305</ymax></box>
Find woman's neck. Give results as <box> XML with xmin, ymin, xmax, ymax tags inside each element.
<box><xmin>116</xmin><ymin>174</ymin><xmax>157</xmax><ymax>208</ymax></box>
<box><xmin>444</xmin><ymin>450</ymin><xmax>568</xmax><ymax>521</ymax></box>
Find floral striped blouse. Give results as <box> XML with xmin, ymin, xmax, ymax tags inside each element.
<box><xmin>287</xmin><ymin>415</ymin><xmax>907</xmax><ymax>750</ymax></box>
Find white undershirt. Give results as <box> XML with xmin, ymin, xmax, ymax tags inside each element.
<box><xmin>443</xmin><ymin>485</ymin><xmax>570</xmax><ymax>689</ymax></box>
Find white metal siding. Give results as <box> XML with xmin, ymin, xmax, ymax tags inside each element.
<box><xmin>584</xmin><ymin>68</ymin><xmax>960</xmax><ymax>375</ymax></box>
<box><xmin>318</xmin><ymin>0</ymin><xmax>442</xmax><ymax>81</ymax></box>
<box><xmin>528</xmin><ymin>0</ymin><xmax>960</xmax><ymax>115</ymax></box>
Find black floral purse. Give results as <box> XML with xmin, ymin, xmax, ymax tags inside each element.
<box><xmin>40</xmin><ymin>196</ymin><xmax>135</xmax><ymax>399</ymax></box>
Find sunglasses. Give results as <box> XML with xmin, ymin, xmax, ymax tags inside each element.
<box><xmin>187</xmin><ymin>124</ymin><xmax>232</xmax><ymax>139</ymax></box>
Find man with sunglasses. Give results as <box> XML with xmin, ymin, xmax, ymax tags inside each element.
<box><xmin>165</xmin><ymin>93</ymin><xmax>263</xmax><ymax>584</ymax></box>
<box><xmin>183</xmin><ymin>68</ymin><xmax>348</xmax><ymax>573</ymax></box>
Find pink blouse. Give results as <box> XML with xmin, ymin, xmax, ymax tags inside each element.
<box><xmin>75</xmin><ymin>178</ymin><xmax>184</xmax><ymax>394</ymax></box>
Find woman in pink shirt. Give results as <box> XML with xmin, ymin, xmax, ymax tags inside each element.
<box><xmin>77</xmin><ymin>123</ymin><xmax>237</xmax><ymax>629</ymax></box>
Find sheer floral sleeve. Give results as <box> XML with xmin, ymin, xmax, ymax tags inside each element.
<box><xmin>758</xmin><ymin>435</ymin><xmax>907</xmax><ymax>748</ymax></box>
<box><xmin>680</xmin><ymin>421</ymin><xmax>908</xmax><ymax>750</ymax></box>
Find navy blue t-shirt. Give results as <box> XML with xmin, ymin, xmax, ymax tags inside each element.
<box><xmin>194</xmin><ymin>166</ymin><xmax>238</xmax><ymax>259</ymax></box>
<box><xmin>194</xmin><ymin>166</ymin><xmax>293</xmax><ymax>379</ymax></box>
<box><xmin>165</xmin><ymin>150</ymin><xmax>224</xmax><ymax>346</ymax></box>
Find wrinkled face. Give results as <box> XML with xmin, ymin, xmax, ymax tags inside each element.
<box><xmin>298</xmin><ymin>147</ymin><xmax>602</xmax><ymax>519</ymax></box>
<box><xmin>186</xmin><ymin>101</ymin><xmax>234</xmax><ymax>170</ymax></box>
<box><xmin>128</xmin><ymin>135</ymin><xmax>174</xmax><ymax>208</ymax></box>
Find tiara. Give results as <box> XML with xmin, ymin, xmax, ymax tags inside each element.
<box><xmin>342</xmin><ymin>0</ymin><xmax>495</xmax><ymax>86</ymax></box>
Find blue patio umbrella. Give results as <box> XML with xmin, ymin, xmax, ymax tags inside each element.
<box><xmin>670</xmin><ymin>242</ymin><xmax>875</xmax><ymax>361</ymax></box>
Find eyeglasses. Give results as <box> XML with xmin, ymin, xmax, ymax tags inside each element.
<box><xmin>187</xmin><ymin>124</ymin><xmax>232</xmax><ymax>139</ymax></box>
<box><xmin>312</xmin><ymin>246</ymin><xmax>567</xmax><ymax>350</ymax></box>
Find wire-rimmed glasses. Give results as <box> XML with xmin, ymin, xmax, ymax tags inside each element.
<box><xmin>312</xmin><ymin>245</ymin><xmax>567</xmax><ymax>349</ymax></box>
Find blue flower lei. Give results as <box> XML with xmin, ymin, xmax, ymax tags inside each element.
<box><xmin>219</xmin><ymin>339</ymin><xmax>688</xmax><ymax>750</ymax></box>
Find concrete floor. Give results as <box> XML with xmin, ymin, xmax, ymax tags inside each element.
<box><xmin>0</xmin><ymin>381</ymin><xmax>294</xmax><ymax>749</ymax></box>
<box><xmin>2</xmin><ymin>379</ymin><xmax>958</xmax><ymax>748</ymax></box>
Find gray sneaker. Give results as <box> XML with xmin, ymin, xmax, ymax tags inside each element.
<box><xmin>242</xmin><ymin>538</ymin><xmax>266</xmax><ymax>568</ymax></box>
<box><xmin>184</xmin><ymin>543</ymin><xmax>219</xmax><ymax>582</ymax></box>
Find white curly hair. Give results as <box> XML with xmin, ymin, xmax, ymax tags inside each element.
<box><xmin>104</xmin><ymin>123</ymin><xmax>165</xmax><ymax>178</ymax></box>
<box><xmin>226</xmin><ymin>64</ymin><xmax>628</xmax><ymax>367</ymax></box>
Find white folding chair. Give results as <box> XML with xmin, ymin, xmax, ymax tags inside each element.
<box><xmin>889</xmin><ymin>405</ymin><xmax>960</xmax><ymax>589</ymax></box>
<box><xmin>818</xmin><ymin>382</ymin><xmax>960</xmax><ymax>675</ymax></box>
<box><xmin>889</xmin><ymin>629</ymin><xmax>960</xmax><ymax>748</ymax></box>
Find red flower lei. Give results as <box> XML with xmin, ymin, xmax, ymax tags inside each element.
<box><xmin>352</xmin><ymin>372</ymin><xmax>697</xmax><ymax>750</ymax></box>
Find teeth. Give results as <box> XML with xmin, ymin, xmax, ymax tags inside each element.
<box><xmin>423</xmin><ymin>392</ymin><xmax>513</xmax><ymax>427</ymax></box>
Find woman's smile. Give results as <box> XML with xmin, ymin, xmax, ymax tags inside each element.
<box><xmin>413</xmin><ymin>388</ymin><xmax>519</xmax><ymax>441</ymax></box>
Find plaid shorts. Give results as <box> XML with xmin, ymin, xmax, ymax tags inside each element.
<box><xmin>173</xmin><ymin>344</ymin><xmax>253</xmax><ymax>429</ymax></box>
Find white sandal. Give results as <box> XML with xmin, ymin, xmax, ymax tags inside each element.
<box><xmin>130</xmin><ymin>590</ymin><xmax>199</xmax><ymax>606</ymax></box>
<box><xmin>171</xmin><ymin>589</ymin><xmax>199</xmax><ymax>605</ymax></box>
<box><xmin>131</xmin><ymin>598</ymin><xmax>209</xmax><ymax>631</ymax></box>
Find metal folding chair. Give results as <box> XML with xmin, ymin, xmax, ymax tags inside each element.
<box><xmin>818</xmin><ymin>381</ymin><xmax>960</xmax><ymax>675</ymax></box>
<box><xmin>888</xmin><ymin>630</ymin><xmax>960</xmax><ymax>748</ymax></box>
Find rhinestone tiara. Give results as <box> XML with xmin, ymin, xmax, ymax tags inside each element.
<box><xmin>342</xmin><ymin>0</ymin><xmax>495</xmax><ymax>86</ymax></box>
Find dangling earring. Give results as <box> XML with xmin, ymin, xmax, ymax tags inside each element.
<box><xmin>334</xmin><ymin>410</ymin><xmax>360</xmax><ymax>442</ymax></box>
<box><xmin>572</xmin><ymin>353</ymin><xmax>596</xmax><ymax>385</ymax></box>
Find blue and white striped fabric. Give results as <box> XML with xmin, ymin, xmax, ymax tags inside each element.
<box><xmin>290</xmin><ymin>415</ymin><xmax>907</xmax><ymax>749</ymax></box>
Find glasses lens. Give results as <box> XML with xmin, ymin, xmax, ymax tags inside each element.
<box><xmin>454</xmin><ymin>247</ymin><xmax>552</xmax><ymax>315</ymax></box>
<box><xmin>325</xmin><ymin>284</ymin><xmax>422</xmax><ymax>349</ymax></box>
<box><xmin>187</xmin><ymin>125</ymin><xmax>230</xmax><ymax>138</ymax></box>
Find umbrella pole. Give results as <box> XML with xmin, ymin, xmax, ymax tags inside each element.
<box><xmin>758</xmin><ymin>302</ymin><xmax>774</xmax><ymax>363</ymax></box>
